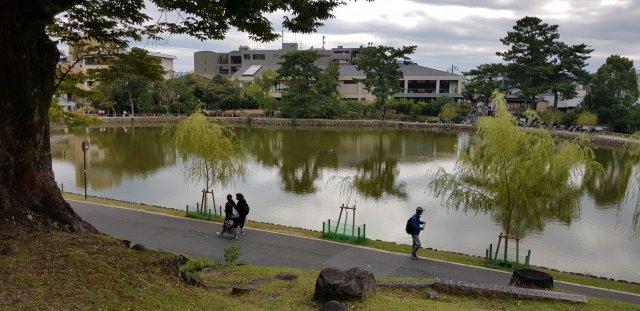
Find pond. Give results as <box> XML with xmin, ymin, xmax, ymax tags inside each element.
<box><xmin>51</xmin><ymin>126</ymin><xmax>640</xmax><ymax>282</ymax></box>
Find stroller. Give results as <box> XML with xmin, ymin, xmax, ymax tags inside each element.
<box><xmin>218</xmin><ymin>217</ymin><xmax>239</xmax><ymax>238</ymax></box>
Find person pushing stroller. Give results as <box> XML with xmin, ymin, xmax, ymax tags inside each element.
<box><xmin>217</xmin><ymin>194</ymin><xmax>240</xmax><ymax>239</ymax></box>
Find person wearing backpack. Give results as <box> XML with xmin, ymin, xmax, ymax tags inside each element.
<box><xmin>235</xmin><ymin>193</ymin><xmax>250</xmax><ymax>234</ymax></box>
<box><xmin>407</xmin><ymin>207</ymin><xmax>426</xmax><ymax>260</ymax></box>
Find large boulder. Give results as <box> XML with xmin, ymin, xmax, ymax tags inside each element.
<box><xmin>314</xmin><ymin>267</ymin><xmax>376</xmax><ymax>302</ymax></box>
<box><xmin>509</xmin><ymin>269</ymin><xmax>553</xmax><ymax>289</ymax></box>
<box><xmin>319</xmin><ymin>300</ymin><xmax>347</xmax><ymax>311</ymax></box>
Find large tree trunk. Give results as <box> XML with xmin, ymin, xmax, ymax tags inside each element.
<box><xmin>0</xmin><ymin>4</ymin><xmax>97</xmax><ymax>232</ymax></box>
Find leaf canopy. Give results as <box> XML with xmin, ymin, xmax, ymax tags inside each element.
<box><xmin>428</xmin><ymin>91</ymin><xmax>602</xmax><ymax>237</ymax></box>
<box><xmin>173</xmin><ymin>111</ymin><xmax>246</xmax><ymax>189</ymax></box>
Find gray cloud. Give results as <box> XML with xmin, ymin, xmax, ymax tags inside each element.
<box><xmin>149</xmin><ymin>0</ymin><xmax>639</xmax><ymax>73</ymax></box>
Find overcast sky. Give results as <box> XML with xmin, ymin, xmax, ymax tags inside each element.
<box><xmin>132</xmin><ymin>0</ymin><xmax>639</xmax><ymax>74</ymax></box>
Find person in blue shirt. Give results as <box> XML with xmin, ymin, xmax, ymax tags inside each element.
<box><xmin>409</xmin><ymin>207</ymin><xmax>426</xmax><ymax>260</ymax></box>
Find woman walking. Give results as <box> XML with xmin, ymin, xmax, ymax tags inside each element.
<box><xmin>235</xmin><ymin>193</ymin><xmax>250</xmax><ymax>234</ymax></box>
<box><xmin>218</xmin><ymin>194</ymin><xmax>239</xmax><ymax>238</ymax></box>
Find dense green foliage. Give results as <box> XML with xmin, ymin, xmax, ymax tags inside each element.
<box><xmin>277</xmin><ymin>51</ymin><xmax>341</xmax><ymax>118</ymax></box>
<box><xmin>428</xmin><ymin>91</ymin><xmax>602</xmax><ymax>263</ymax></box>
<box><xmin>496</xmin><ymin>16</ymin><xmax>591</xmax><ymax>107</ymax></box>
<box><xmin>438</xmin><ymin>102</ymin><xmax>470</xmax><ymax>123</ymax></box>
<box><xmin>244</xmin><ymin>69</ymin><xmax>279</xmax><ymax>114</ymax></box>
<box><xmin>355</xmin><ymin>45</ymin><xmax>417</xmax><ymax>120</ymax></box>
<box><xmin>89</xmin><ymin>48</ymin><xmax>165</xmax><ymax>115</ymax></box>
<box><xmin>576</xmin><ymin>112</ymin><xmax>598</xmax><ymax>127</ymax></box>
<box><xmin>48</xmin><ymin>99</ymin><xmax>101</xmax><ymax>127</ymax></box>
<box><xmin>583</xmin><ymin>55</ymin><xmax>640</xmax><ymax>132</ymax></box>
<box><xmin>462</xmin><ymin>63</ymin><xmax>507</xmax><ymax>106</ymax></box>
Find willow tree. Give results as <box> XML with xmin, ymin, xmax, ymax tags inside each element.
<box><xmin>173</xmin><ymin>111</ymin><xmax>246</xmax><ymax>211</ymax></box>
<box><xmin>428</xmin><ymin>91</ymin><xmax>601</xmax><ymax>264</ymax></box>
<box><xmin>1</xmin><ymin>1</ymin><xmax>367</xmax><ymax>232</ymax></box>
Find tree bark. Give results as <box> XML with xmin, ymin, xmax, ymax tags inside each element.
<box><xmin>0</xmin><ymin>4</ymin><xmax>97</xmax><ymax>232</ymax></box>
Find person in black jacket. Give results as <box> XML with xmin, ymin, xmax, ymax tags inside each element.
<box><xmin>408</xmin><ymin>207</ymin><xmax>426</xmax><ymax>260</ymax></box>
<box><xmin>217</xmin><ymin>194</ymin><xmax>238</xmax><ymax>238</ymax></box>
<box><xmin>235</xmin><ymin>193</ymin><xmax>250</xmax><ymax>234</ymax></box>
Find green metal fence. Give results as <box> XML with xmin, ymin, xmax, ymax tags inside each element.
<box><xmin>322</xmin><ymin>219</ymin><xmax>366</xmax><ymax>244</ymax></box>
<box><xmin>185</xmin><ymin>202</ymin><xmax>224</xmax><ymax>222</ymax></box>
<box><xmin>485</xmin><ymin>243</ymin><xmax>531</xmax><ymax>270</ymax></box>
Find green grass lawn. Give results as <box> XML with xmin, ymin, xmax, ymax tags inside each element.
<box><xmin>63</xmin><ymin>193</ymin><xmax>640</xmax><ymax>296</ymax></box>
<box><xmin>1</xmin><ymin>227</ymin><xmax>638</xmax><ymax>310</ymax></box>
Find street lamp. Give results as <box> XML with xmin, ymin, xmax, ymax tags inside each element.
<box><xmin>81</xmin><ymin>139</ymin><xmax>90</xmax><ymax>199</ymax></box>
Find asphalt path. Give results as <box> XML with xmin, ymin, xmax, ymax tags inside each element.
<box><xmin>70</xmin><ymin>200</ymin><xmax>640</xmax><ymax>305</ymax></box>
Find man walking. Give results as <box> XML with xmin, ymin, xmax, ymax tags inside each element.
<box><xmin>408</xmin><ymin>207</ymin><xmax>426</xmax><ymax>260</ymax></box>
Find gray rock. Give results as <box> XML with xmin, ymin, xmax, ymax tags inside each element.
<box><xmin>433</xmin><ymin>278</ymin><xmax>587</xmax><ymax>304</ymax></box>
<box><xmin>0</xmin><ymin>244</ymin><xmax>17</xmax><ymax>256</ymax></box>
<box><xmin>275</xmin><ymin>273</ymin><xmax>299</xmax><ymax>281</ymax></box>
<box><xmin>319</xmin><ymin>300</ymin><xmax>347</xmax><ymax>311</ymax></box>
<box><xmin>232</xmin><ymin>278</ymin><xmax>271</xmax><ymax>295</ymax></box>
<box><xmin>130</xmin><ymin>243</ymin><xmax>146</xmax><ymax>251</ymax></box>
<box><xmin>181</xmin><ymin>271</ymin><xmax>209</xmax><ymax>288</ymax></box>
<box><xmin>232</xmin><ymin>285</ymin><xmax>256</xmax><ymax>295</ymax></box>
<box><xmin>201</xmin><ymin>267</ymin><xmax>215</xmax><ymax>274</ymax></box>
<box><xmin>426</xmin><ymin>290</ymin><xmax>439</xmax><ymax>300</ymax></box>
<box><xmin>314</xmin><ymin>267</ymin><xmax>376</xmax><ymax>302</ymax></box>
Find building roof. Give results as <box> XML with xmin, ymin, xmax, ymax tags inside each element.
<box><xmin>232</xmin><ymin>63</ymin><xmax>462</xmax><ymax>78</ymax></box>
<box><xmin>148</xmin><ymin>52</ymin><xmax>177</xmax><ymax>59</ymax></box>
<box><xmin>232</xmin><ymin>64</ymin><xmax>280</xmax><ymax>78</ymax></box>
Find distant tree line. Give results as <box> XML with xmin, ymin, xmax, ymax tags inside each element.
<box><xmin>58</xmin><ymin>47</ymin><xmax>469</xmax><ymax>123</ymax></box>
<box><xmin>464</xmin><ymin>16</ymin><xmax>639</xmax><ymax>133</ymax></box>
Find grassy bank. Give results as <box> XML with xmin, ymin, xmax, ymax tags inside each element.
<box><xmin>63</xmin><ymin>193</ymin><xmax>640</xmax><ymax>295</ymax></box>
<box><xmin>1</xmin><ymin>227</ymin><xmax>637</xmax><ymax>310</ymax></box>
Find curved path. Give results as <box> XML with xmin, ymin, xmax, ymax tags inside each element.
<box><xmin>70</xmin><ymin>200</ymin><xmax>640</xmax><ymax>305</ymax></box>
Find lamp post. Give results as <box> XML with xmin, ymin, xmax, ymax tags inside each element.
<box><xmin>81</xmin><ymin>139</ymin><xmax>90</xmax><ymax>199</ymax></box>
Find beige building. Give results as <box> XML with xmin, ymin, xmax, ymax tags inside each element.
<box><xmin>194</xmin><ymin>43</ymin><xmax>362</xmax><ymax>77</ymax></box>
<box><xmin>231</xmin><ymin>63</ymin><xmax>464</xmax><ymax>101</ymax></box>
<box><xmin>65</xmin><ymin>48</ymin><xmax>177</xmax><ymax>89</ymax></box>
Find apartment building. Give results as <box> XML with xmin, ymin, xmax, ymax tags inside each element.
<box><xmin>65</xmin><ymin>47</ymin><xmax>177</xmax><ymax>89</ymax></box>
<box><xmin>194</xmin><ymin>43</ymin><xmax>362</xmax><ymax>77</ymax></box>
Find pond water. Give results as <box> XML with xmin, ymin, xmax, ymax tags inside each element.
<box><xmin>51</xmin><ymin>126</ymin><xmax>640</xmax><ymax>282</ymax></box>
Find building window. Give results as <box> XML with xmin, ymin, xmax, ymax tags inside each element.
<box><xmin>341</xmin><ymin>80</ymin><xmax>357</xmax><ymax>84</ymax></box>
<box><xmin>253</xmin><ymin>54</ymin><xmax>265</xmax><ymax>60</ymax></box>
<box><xmin>243</xmin><ymin>54</ymin><xmax>250</xmax><ymax>60</ymax></box>
<box><xmin>439</xmin><ymin>80</ymin><xmax>459</xmax><ymax>94</ymax></box>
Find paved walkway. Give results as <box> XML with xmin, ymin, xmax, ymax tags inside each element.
<box><xmin>70</xmin><ymin>200</ymin><xmax>640</xmax><ymax>305</ymax></box>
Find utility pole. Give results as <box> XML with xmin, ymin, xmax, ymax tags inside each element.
<box><xmin>449</xmin><ymin>64</ymin><xmax>458</xmax><ymax>74</ymax></box>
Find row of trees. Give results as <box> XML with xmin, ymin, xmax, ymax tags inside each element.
<box><xmin>60</xmin><ymin>47</ymin><xmax>467</xmax><ymax>122</ymax></box>
<box><xmin>464</xmin><ymin>16</ymin><xmax>639</xmax><ymax>132</ymax></box>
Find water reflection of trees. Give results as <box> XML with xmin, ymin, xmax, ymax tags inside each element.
<box><xmin>238</xmin><ymin>127</ymin><xmax>458</xmax><ymax>199</ymax></box>
<box><xmin>353</xmin><ymin>132</ymin><xmax>407</xmax><ymax>200</ymax></box>
<box><xmin>583</xmin><ymin>148</ymin><xmax>633</xmax><ymax>207</ymax></box>
<box><xmin>238</xmin><ymin>127</ymin><xmax>340</xmax><ymax>194</ymax></box>
<box><xmin>51</xmin><ymin>127</ymin><xmax>176</xmax><ymax>189</ymax></box>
